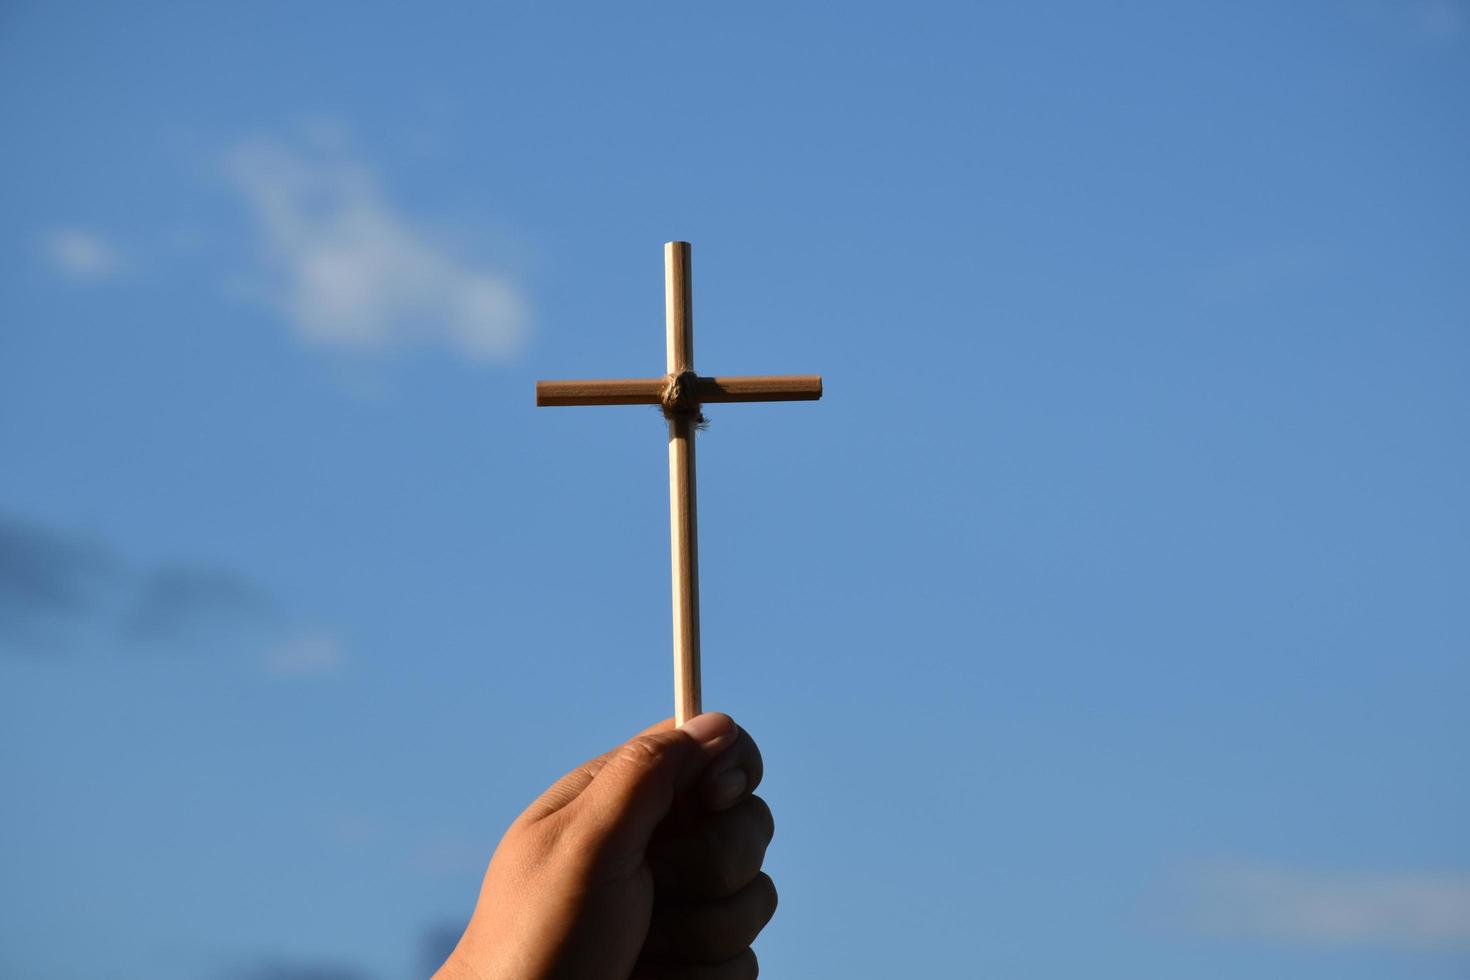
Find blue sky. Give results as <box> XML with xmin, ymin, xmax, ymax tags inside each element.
<box><xmin>2</xmin><ymin>2</ymin><xmax>1467</xmax><ymax>977</ymax></box>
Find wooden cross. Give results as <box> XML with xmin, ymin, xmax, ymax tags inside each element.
<box><xmin>536</xmin><ymin>242</ymin><xmax>823</xmax><ymax>725</ymax></box>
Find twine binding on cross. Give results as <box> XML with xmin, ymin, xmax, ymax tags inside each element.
<box><xmin>660</xmin><ymin>371</ymin><xmax>708</xmax><ymax>429</ymax></box>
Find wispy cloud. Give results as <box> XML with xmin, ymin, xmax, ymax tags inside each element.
<box><xmin>0</xmin><ymin>511</ymin><xmax>343</xmax><ymax>676</ymax></box>
<box><xmin>41</xmin><ymin>228</ymin><xmax>124</xmax><ymax>281</ymax></box>
<box><xmin>226</xmin><ymin>134</ymin><xmax>529</xmax><ymax>362</ymax></box>
<box><xmin>265</xmin><ymin>628</ymin><xmax>344</xmax><ymax>676</ymax></box>
<box><xmin>1178</xmin><ymin>861</ymin><xmax>1470</xmax><ymax>949</ymax></box>
<box><xmin>0</xmin><ymin>516</ymin><xmax>121</xmax><ymax>649</ymax></box>
<box><xmin>124</xmin><ymin>565</ymin><xmax>280</xmax><ymax>644</ymax></box>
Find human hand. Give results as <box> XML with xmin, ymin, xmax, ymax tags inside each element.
<box><xmin>435</xmin><ymin>713</ymin><xmax>776</xmax><ymax>980</ymax></box>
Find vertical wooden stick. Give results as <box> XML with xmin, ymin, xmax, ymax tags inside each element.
<box><xmin>665</xmin><ymin>241</ymin><xmax>701</xmax><ymax>726</ymax></box>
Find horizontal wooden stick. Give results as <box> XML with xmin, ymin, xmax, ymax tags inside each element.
<box><xmin>537</xmin><ymin>374</ymin><xmax>823</xmax><ymax>407</ymax></box>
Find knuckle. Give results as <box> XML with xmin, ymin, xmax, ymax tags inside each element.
<box><xmin>697</xmin><ymin>798</ymin><xmax>775</xmax><ymax>898</ymax></box>
<box><xmin>742</xmin><ymin>734</ymin><xmax>764</xmax><ymax>781</ymax></box>
<box><xmin>712</xmin><ymin>876</ymin><xmax>778</xmax><ymax>955</ymax></box>
<box><xmin>575</xmin><ymin>758</ymin><xmax>608</xmax><ymax>783</ymax></box>
<box><xmin>497</xmin><ymin>815</ymin><xmax>563</xmax><ymax>872</ymax></box>
<box><xmin>711</xmin><ymin>920</ymin><xmax>749</xmax><ymax>960</ymax></box>
<box><xmin>687</xmin><ymin>903</ymin><xmax>741</xmax><ymax>960</ymax></box>
<box><xmin>697</xmin><ymin>824</ymin><xmax>746</xmax><ymax>896</ymax></box>
<box><xmin>709</xmin><ymin>850</ymin><xmax>747</xmax><ymax>897</ymax></box>
<box><xmin>747</xmin><ymin>794</ymin><xmax>775</xmax><ymax>843</ymax></box>
<box><xmin>618</xmin><ymin>735</ymin><xmax>671</xmax><ymax>771</ymax></box>
<box><xmin>729</xmin><ymin>948</ymin><xmax>759</xmax><ymax>980</ymax></box>
<box><xmin>756</xmin><ymin>872</ymin><xmax>779</xmax><ymax>920</ymax></box>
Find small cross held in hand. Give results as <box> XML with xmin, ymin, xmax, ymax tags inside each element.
<box><xmin>536</xmin><ymin>242</ymin><xmax>823</xmax><ymax>724</ymax></box>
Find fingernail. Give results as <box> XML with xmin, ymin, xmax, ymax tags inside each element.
<box><xmin>708</xmin><ymin>768</ymin><xmax>747</xmax><ymax>809</ymax></box>
<box><xmin>679</xmin><ymin>712</ymin><xmax>734</xmax><ymax>745</ymax></box>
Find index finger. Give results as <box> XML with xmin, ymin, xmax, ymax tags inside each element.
<box><xmin>520</xmin><ymin>716</ymin><xmax>676</xmax><ymax>823</ymax></box>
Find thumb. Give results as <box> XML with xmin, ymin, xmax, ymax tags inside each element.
<box><xmin>567</xmin><ymin>712</ymin><xmax>738</xmax><ymax>855</ymax></box>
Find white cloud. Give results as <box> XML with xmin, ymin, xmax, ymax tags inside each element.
<box><xmin>265</xmin><ymin>628</ymin><xmax>345</xmax><ymax>676</ymax></box>
<box><xmin>1183</xmin><ymin>861</ymin><xmax>1470</xmax><ymax>949</ymax></box>
<box><xmin>227</xmin><ymin>136</ymin><xmax>529</xmax><ymax>361</ymax></box>
<box><xmin>42</xmin><ymin>228</ymin><xmax>123</xmax><ymax>281</ymax></box>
